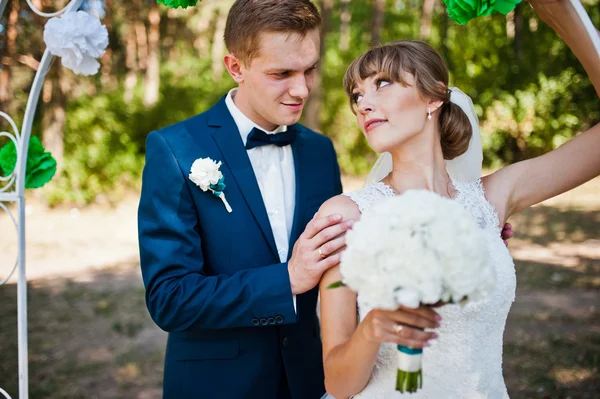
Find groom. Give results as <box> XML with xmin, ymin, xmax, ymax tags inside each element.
<box><xmin>138</xmin><ymin>1</ymin><xmax>516</xmax><ymax>398</ymax></box>
<box><xmin>138</xmin><ymin>1</ymin><xmax>348</xmax><ymax>398</ymax></box>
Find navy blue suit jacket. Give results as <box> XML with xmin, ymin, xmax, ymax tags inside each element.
<box><xmin>138</xmin><ymin>97</ymin><xmax>342</xmax><ymax>398</ymax></box>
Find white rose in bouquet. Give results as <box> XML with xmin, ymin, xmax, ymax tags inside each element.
<box><xmin>338</xmin><ymin>190</ymin><xmax>495</xmax><ymax>392</ymax></box>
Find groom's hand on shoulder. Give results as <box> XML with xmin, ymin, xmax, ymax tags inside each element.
<box><xmin>501</xmin><ymin>223</ymin><xmax>514</xmax><ymax>247</ymax></box>
<box><xmin>288</xmin><ymin>214</ymin><xmax>354</xmax><ymax>295</ymax></box>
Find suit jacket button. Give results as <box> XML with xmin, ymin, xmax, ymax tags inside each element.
<box><xmin>260</xmin><ymin>318</ymin><xmax>268</xmax><ymax>325</ymax></box>
<box><xmin>268</xmin><ymin>317</ymin><xmax>275</xmax><ymax>325</ymax></box>
<box><xmin>252</xmin><ymin>319</ymin><xmax>260</xmax><ymax>326</ymax></box>
<box><xmin>275</xmin><ymin>315</ymin><xmax>284</xmax><ymax>324</ymax></box>
<box><xmin>282</xmin><ymin>337</ymin><xmax>289</xmax><ymax>347</ymax></box>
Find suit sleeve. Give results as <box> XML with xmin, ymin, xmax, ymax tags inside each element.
<box><xmin>329</xmin><ymin>140</ymin><xmax>343</xmax><ymax>196</ymax></box>
<box><xmin>138</xmin><ymin>131</ymin><xmax>297</xmax><ymax>332</ymax></box>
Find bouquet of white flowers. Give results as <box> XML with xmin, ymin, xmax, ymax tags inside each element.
<box><xmin>337</xmin><ymin>190</ymin><xmax>495</xmax><ymax>393</ymax></box>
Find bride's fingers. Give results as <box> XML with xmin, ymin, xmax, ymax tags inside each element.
<box><xmin>392</xmin><ymin>307</ymin><xmax>441</xmax><ymax>328</ymax></box>
<box><xmin>381</xmin><ymin>323</ymin><xmax>437</xmax><ymax>347</ymax></box>
<box><xmin>364</xmin><ymin>309</ymin><xmax>438</xmax><ymax>346</ymax></box>
<box><xmin>380</xmin><ymin>331</ymin><xmax>429</xmax><ymax>348</ymax></box>
<box><xmin>388</xmin><ymin>321</ymin><xmax>438</xmax><ymax>342</ymax></box>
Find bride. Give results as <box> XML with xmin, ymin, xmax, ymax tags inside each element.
<box><xmin>317</xmin><ymin>1</ymin><xmax>600</xmax><ymax>398</ymax></box>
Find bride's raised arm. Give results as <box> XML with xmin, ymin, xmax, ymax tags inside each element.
<box><xmin>484</xmin><ymin>0</ymin><xmax>600</xmax><ymax>222</ymax></box>
<box><xmin>528</xmin><ymin>0</ymin><xmax>600</xmax><ymax>96</ymax></box>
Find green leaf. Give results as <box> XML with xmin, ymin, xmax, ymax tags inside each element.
<box><xmin>327</xmin><ymin>281</ymin><xmax>346</xmax><ymax>289</ymax></box>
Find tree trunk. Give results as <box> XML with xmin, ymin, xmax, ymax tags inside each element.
<box><xmin>194</xmin><ymin>2</ymin><xmax>217</xmax><ymax>56</ymax></box>
<box><xmin>340</xmin><ymin>0</ymin><xmax>352</xmax><ymax>51</ymax></box>
<box><xmin>0</xmin><ymin>0</ymin><xmax>19</xmax><ymax>112</ymax></box>
<box><xmin>100</xmin><ymin>0</ymin><xmax>116</xmax><ymax>89</ymax></box>
<box><xmin>135</xmin><ymin>20</ymin><xmax>149</xmax><ymax>70</ymax></box>
<box><xmin>372</xmin><ymin>0</ymin><xmax>385</xmax><ymax>45</ymax></box>
<box><xmin>123</xmin><ymin>12</ymin><xmax>139</xmax><ymax>102</ymax></box>
<box><xmin>514</xmin><ymin>4</ymin><xmax>523</xmax><ymax>66</ymax></box>
<box><xmin>211</xmin><ymin>7</ymin><xmax>227</xmax><ymax>81</ymax></box>
<box><xmin>41</xmin><ymin>67</ymin><xmax>67</xmax><ymax>172</ymax></box>
<box><xmin>420</xmin><ymin>0</ymin><xmax>435</xmax><ymax>40</ymax></box>
<box><xmin>440</xmin><ymin>5</ymin><xmax>450</xmax><ymax>62</ymax></box>
<box><xmin>304</xmin><ymin>0</ymin><xmax>333</xmax><ymax>132</ymax></box>
<box><xmin>144</xmin><ymin>4</ymin><xmax>160</xmax><ymax>107</ymax></box>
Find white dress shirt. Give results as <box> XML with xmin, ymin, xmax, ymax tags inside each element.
<box><xmin>225</xmin><ymin>89</ymin><xmax>297</xmax><ymax>310</ymax></box>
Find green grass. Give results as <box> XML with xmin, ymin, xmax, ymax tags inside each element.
<box><xmin>0</xmin><ymin>270</ymin><xmax>164</xmax><ymax>398</ymax></box>
<box><xmin>0</xmin><ymin>178</ymin><xmax>599</xmax><ymax>397</ymax></box>
<box><xmin>504</xmin><ymin>334</ymin><xmax>600</xmax><ymax>398</ymax></box>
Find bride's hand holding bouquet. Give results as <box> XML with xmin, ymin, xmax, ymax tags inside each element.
<box><xmin>359</xmin><ymin>306</ymin><xmax>441</xmax><ymax>351</ymax></box>
<box><xmin>332</xmin><ymin>190</ymin><xmax>497</xmax><ymax>393</ymax></box>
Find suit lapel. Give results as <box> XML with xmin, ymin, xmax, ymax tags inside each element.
<box><xmin>288</xmin><ymin>126</ymin><xmax>309</xmax><ymax>254</ymax></box>
<box><xmin>207</xmin><ymin>99</ymin><xmax>279</xmax><ymax>260</ymax></box>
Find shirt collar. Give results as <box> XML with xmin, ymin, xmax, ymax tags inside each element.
<box><xmin>225</xmin><ymin>88</ymin><xmax>287</xmax><ymax>146</ymax></box>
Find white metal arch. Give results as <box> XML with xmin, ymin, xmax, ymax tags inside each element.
<box><xmin>0</xmin><ymin>1</ymin><xmax>84</xmax><ymax>398</ymax></box>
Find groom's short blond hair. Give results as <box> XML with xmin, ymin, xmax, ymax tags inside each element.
<box><xmin>224</xmin><ymin>0</ymin><xmax>321</xmax><ymax>66</ymax></box>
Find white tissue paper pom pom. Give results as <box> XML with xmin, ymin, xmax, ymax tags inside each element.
<box><xmin>43</xmin><ymin>11</ymin><xmax>109</xmax><ymax>76</ymax></box>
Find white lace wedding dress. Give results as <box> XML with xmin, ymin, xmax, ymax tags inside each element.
<box><xmin>334</xmin><ymin>179</ymin><xmax>516</xmax><ymax>399</ymax></box>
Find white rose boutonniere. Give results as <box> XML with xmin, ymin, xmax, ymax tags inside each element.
<box><xmin>189</xmin><ymin>157</ymin><xmax>232</xmax><ymax>213</ymax></box>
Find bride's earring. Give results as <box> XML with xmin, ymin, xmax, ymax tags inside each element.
<box><xmin>427</xmin><ymin>107</ymin><xmax>432</xmax><ymax>120</ymax></box>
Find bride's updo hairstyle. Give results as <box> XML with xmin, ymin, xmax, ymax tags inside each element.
<box><xmin>343</xmin><ymin>40</ymin><xmax>472</xmax><ymax>160</ymax></box>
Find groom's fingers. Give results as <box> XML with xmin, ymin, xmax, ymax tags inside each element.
<box><xmin>303</xmin><ymin>214</ymin><xmax>344</xmax><ymax>240</ymax></box>
<box><xmin>317</xmin><ymin>235</ymin><xmax>346</xmax><ymax>259</ymax></box>
<box><xmin>316</xmin><ymin>252</ymin><xmax>342</xmax><ymax>273</ymax></box>
<box><xmin>312</xmin><ymin>220</ymin><xmax>354</xmax><ymax>249</ymax></box>
<box><xmin>501</xmin><ymin>224</ymin><xmax>514</xmax><ymax>240</ymax></box>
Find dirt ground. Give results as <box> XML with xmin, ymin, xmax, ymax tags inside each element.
<box><xmin>0</xmin><ymin>176</ymin><xmax>598</xmax><ymax>398</ymax></box>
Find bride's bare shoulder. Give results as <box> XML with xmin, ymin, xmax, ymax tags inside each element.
<box><xmin>317</xmin><ymin>194</ymin><xmax>361</xmax><ymax>222</ymax></box>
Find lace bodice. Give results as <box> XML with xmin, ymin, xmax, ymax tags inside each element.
<box><xmin>343</xmin><ymin>180</ymin><xmax>516</xmax><ymax>399</ymax></box>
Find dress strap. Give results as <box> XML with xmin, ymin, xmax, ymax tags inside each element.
<box><xmin>343</xmin><ymin>182</ymin><xmax>396</xmax><ymax>213</ymax></box>
<box><xmin>452</xmin><ymin>179</ymin><xmax>501</xmax><ymax>233</ymax></box>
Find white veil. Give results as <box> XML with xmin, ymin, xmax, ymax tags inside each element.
<box><xmin>364</xmin><ymin>87</ymin><xmax>483</xmax><ymax>185</ymax></box>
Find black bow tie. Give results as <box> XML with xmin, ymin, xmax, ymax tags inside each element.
<box><xmin>245</xmin><ymin>127</ymin><xmax>297</xmax><ymax>150</ymax></box>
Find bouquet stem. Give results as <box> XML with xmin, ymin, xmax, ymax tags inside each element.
<box><xmin>395</xmin><ymin>345</ymin><xmax>423</xmax><ymax>393</ymax></box>
<box><xmin>396</xmin><ymin>369</ymin><xmax>422</xmax><ymax>392</ymax></box>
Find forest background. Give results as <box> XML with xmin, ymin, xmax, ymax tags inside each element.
<box><xmin>1</xmin><ymin>0</ymin><xmax>599</xmax><ymax>205</ymax></box>
<box><xmin>0</xmin><ymin>1</ymin><xmax>599</xmax><ymax>398</ymax></box>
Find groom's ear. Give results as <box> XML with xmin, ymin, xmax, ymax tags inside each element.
<box><xmin>224</xmin><ymin>53</ymin><xmax>245</xmax><ymax>84</ymax></box>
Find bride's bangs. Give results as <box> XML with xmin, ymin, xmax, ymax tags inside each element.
<box><xmin>344</xmin><ymin>45</ymin><xmax>413</xmax><ymax>103</ymax></box>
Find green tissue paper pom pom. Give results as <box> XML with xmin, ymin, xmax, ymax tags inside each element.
<box><xmin>0</xmin><ymin>140</ymin><xmax>17</xmax><ymax>176</ymax></box>
<box><xmin>157</xmin><ymin>0</ymin><xmax>199</xmax><ymax>9</ymax></box>
<box><xmin>493</xmin><ymin>0</ymin><xmax>523</xmax><ymax>14</ymax></box>
<box><xmin>0</xmin><ymin>136</ymin><xmax>57</xmax><ymax>189</ymax></box>
<box><xmin>443</xmin><ymin>0</ymin><xmax>522</xmax><ymax>25</ymax></box>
